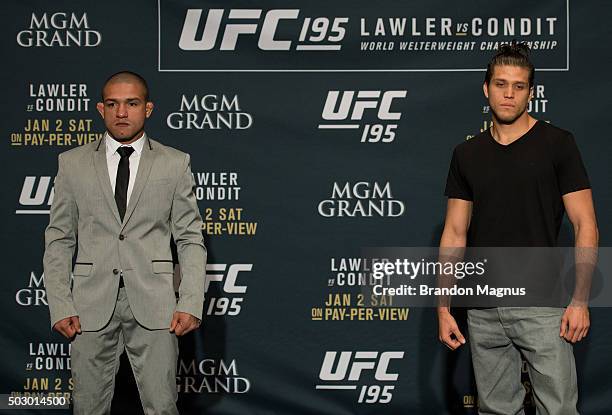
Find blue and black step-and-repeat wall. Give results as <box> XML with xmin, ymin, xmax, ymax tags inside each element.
<box><xmin>2</xmin><ymin>1</ymin><xmax>612</xmax><ymax>414</ymax></box>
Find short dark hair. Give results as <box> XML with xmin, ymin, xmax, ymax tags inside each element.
<box><xmin>101</xmin><ymin>71</ymin><xmax>150</xmax><ymax>101</ymax></box>
<box><xmin>484</xmin><ymin>41</ymin><xmax>534</xmax><ymax>87</ymax></box>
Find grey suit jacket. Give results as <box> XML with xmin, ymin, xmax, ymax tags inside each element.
<box><xmin>43</xmin><ymin>134</ymin><xmax>206</xmax><ymax>331</ymax></box>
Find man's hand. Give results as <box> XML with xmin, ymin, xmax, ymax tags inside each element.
<box><xmin>560</xmin><ymin>305</ymin><xmax>590</xmax><ymax>343</ymax></box>
<box><xmin>53</xmin><ymin>316</ymin><xmax>81</xmax><ymax>339</ymax></box>
<box><xmin>438</xmin><ymin>309</ymin><xmax>466</xmax><ymax>350</ymax></box>
<box><xmin>169</xmin><ymin>311</ymin><xmax>201</xmax><ymax>336</ymax></box>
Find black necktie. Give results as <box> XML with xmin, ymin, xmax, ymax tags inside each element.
<box><xmin>115</xmin><ymin>146</ymin><xmax>135</xmax><ymax>221</ymax></box>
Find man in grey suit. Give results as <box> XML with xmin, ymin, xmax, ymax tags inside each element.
<box><xmin>43</xmin><ymin>71</ymin><xmax>206</xmax><ymax>414</ymax></box>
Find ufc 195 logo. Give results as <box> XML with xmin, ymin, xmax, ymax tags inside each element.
<box><xmin>316</xmin><ymin>351</ymin><xmax>404</xmax><ymax>403</ymax></box>
<box><xmin>204</xmin><ymin>264</ymin><xmax>252</xmax><ymax>316</ymax></box>
<box><xmin>319</xmin><ymin>90</ymin><xmax>407</xmax><ymax>143</ymax></box>
<box><xmin>179</xmin><ymin>9</ymin><xmax>348</xmax><ymax>51</ymax></box>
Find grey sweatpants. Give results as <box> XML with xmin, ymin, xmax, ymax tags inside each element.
<box><xmin>467</xmin><ymin>307</ymin><xmax>578</xmax><ymax>415</ymax></box>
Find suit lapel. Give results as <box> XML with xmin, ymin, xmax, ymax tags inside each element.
<box><xmin>93</xmin><ymin>135</ymin><xmax>122</xmax><ymax>226</ymax></box>
<box><xmin>121</xmin><ymin>136</ymin><xmax>155</xmax><ymax>230</ymax></box>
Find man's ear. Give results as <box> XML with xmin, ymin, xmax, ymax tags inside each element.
<box><xmin>529</xmin><ymin>86</ymin><xmax>534</xmax><ymax>101</ymax></box>
<box><xmin>145</xmin><ymin>101</ymin><xmax>154</xmax><ymax>118</ymax></box>
<box><xmin>96</xmin><ymin>102</ymin><xmax>105</xmax><ymax>119</ymax></box>
<box><xmin>483</xmin><ymin>82</ymin><xmax>489</xmax><ymax>99</ymax></box>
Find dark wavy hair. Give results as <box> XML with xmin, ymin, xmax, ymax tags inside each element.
<box><xmin>484</xmin><ymin>41</ymin><xmax>534</xmax><ymax>87</ymax></box>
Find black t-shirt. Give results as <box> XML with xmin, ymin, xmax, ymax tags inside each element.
<box><xmin>445</xmin><ymin>121</ymin><xmax>590</xmax><ymax>247</ymax></box>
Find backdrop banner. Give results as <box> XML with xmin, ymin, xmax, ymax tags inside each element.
<box><xmin>1</xmin><ymin>1</ymin><xmax>611</xmax><ymax>414</ymax></box>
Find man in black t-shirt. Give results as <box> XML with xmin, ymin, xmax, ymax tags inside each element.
<box><xmin>437</xmin><ymin>43</ymin><xmax>598</xmax><ymax>414</ymax></box>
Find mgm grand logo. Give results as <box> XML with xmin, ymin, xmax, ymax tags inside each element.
<box><xmin>318</xmin><ymin>181</ymin><xmax>405</xmax><ymax>217</ymax></box>
<box><xmin>166</xmin><ymin>94</ymin><xmax>252</xmax><ymax>130</ymax></box>
<box><xmin>17</xmin><ymin>12</ymin><xmax>101</xmax><ymax>47</ymax></box>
